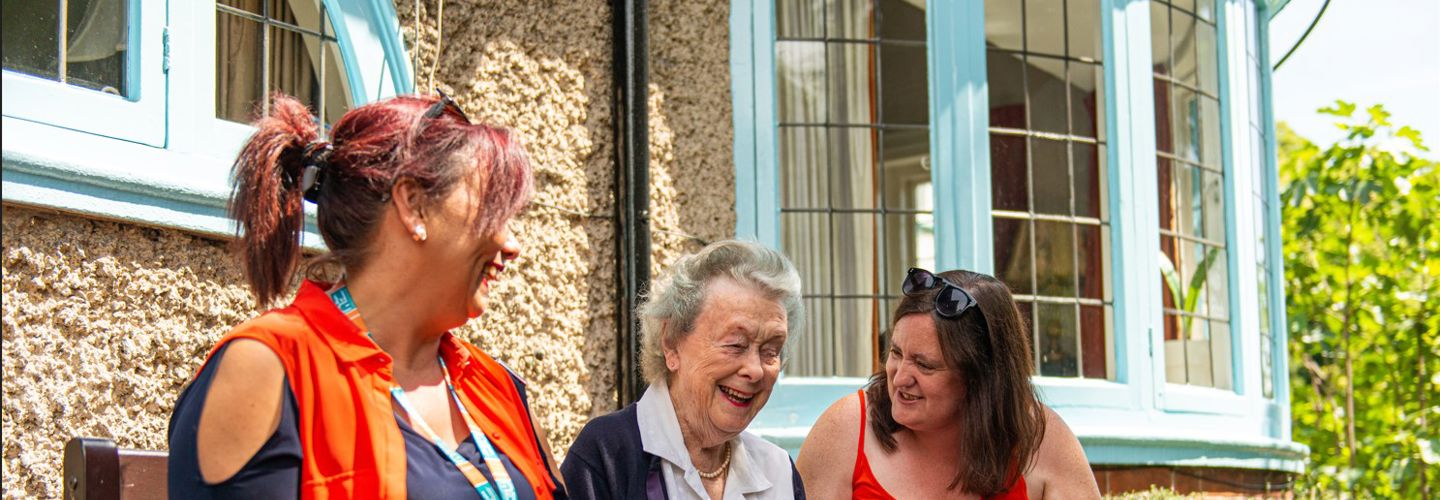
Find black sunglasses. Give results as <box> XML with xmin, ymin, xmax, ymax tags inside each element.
<box><xmin>902</xmin><ymin>268</ymin><xmax>980</xmax><ymax>319</ymax></box>
<box><xmin>424</xmin><ymin>88</ymin><xmax>471</xmax><ymax>124</ymax></box>
<box><xmin>375</xmin><ymin>89</ymin><xmax>472</xmax><ymax>204</ymax></box>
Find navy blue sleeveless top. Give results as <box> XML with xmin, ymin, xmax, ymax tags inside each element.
<box><xmin>168</xmin><ymin>343</ymin><xmax>538</xmax><ymax>499</ymax></box>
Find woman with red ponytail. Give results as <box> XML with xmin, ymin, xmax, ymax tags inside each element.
<box><xmin>167</xmin><ymin>91</ymin><xmax>565</xmax><ymax>499</ymax></box>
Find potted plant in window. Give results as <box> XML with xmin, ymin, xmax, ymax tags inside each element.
<box><xmin>1159</xmin><ymin>247</ymin><xmax>1220</xmax><ymax>384</ymax></box>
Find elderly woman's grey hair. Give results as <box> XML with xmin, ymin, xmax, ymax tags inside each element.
<box><xmin>638</xmin><ymin>239</ymin><xmax>804</xmax><ymax>384</ymax></box>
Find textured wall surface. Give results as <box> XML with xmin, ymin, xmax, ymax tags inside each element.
<box><xmin>398</xmin><ymin>0</ymin><xmax>735</xmax><ymax>452</ymax></box>
<box><xmin>2</xmin><ymin>0</ymin><xmax>732</xmax><ymax>497</ymax></box>
<box><xmin>646</xmin><ymin>0</ymin><xmax>738</xmax><ymax>270</ymax></box>
<box><xmin>1</xmin><ymin>207</ymin><xmax>258</xmax><ymax>498</ymax></box>
<box><xmin>399</xmin><ymin>0</ymin><xmax>622</xmax><ymax>459</ymax></box>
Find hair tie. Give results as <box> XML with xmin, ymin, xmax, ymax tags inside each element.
<box><xmin>300</xmin><ymin>141</ymin><xmax>332</xmax><ymax>203</ymax></box>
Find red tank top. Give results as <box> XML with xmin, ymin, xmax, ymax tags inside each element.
<box><xmin>852</xmin><ymin>390</ymin><xmax>1028</xmax><ymax>500</ymax></box>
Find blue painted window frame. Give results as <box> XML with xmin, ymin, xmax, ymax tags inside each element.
<box><xmin>175</xmin><ymin>0</ymin><xmax>416</xmax><ymax>166</ymax></box>
<box><xmin>1149</xmin><ymin>0</ymin><xmax>1280</xmax><ymax>422</ymax></box>
<box><xmin>1</xmin><ymin>0</ymin><xmax>166</xmax><ymax>147</ymax></box>
<box><xmin>1</xmin><ymin>0</ymin><xmax>412</xmax><ymax>247</ymax></box>
<box><xmin>735</xmin><ymin>0</ymin><xmax>1301</xmax><ymax>469</ymax></box>
<box><xmin>736</xmin><ymin>0</ymin><xmax>1143</xmax><ymax>417</ymax></box>
<box><xmin>733</xmin><ymin>0</ymin><xmax>780</xmax><ymax>247</ymax></box>
<box><xmin>1256</xmin><ymin>0</ymin><xmax>1293</xmax><ymax>440</ymax></box>
<box><xmin>1152</xmin><ymin>0</ymin><xmax>1249</xmax><ymax>414</ymax></box>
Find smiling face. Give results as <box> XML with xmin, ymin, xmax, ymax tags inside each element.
<box><xmin>663</xmin><ymin>278</ymin><xmax>788</xmax><ymax>448</ymax></box>
<box><xmin>885</xmin><ymin>313</ymin><xmax>965</xmax><ymax>432</ymax></box>
<box><xmin>419</xmin><ymin>171</ymin><xmax>521</xmax><ymax>327</ymax></box>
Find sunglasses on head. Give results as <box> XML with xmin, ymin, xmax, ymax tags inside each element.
<box><xmin>424</xmin><ymin>88</ymin><xmax>471</xmax><ymax>124</ymax></box>
<box><xmin>901</xmin><ymin>268</ymin><xmax>980</xmax><ymax>319</ymax></box>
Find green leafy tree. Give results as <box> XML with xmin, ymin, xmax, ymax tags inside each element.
<box><xmin>1281</xmin><ymin>102</ymin><xmax>1439</xmax><ymax>498</ymax></box>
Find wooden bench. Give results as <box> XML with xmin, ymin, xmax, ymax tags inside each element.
<box><xmin>63</xmin><ymin>437</ymin><xmax>167</xmax><ymax>500</ymax></box>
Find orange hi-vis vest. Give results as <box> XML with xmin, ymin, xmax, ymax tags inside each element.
<box><xmin>196</xmin><ymin>280</ymin><xmax>559</xmax><ymax>499</ymax></box>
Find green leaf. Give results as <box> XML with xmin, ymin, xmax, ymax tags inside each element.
<box><xmin>1158</xmin><ymin>251</ymin><xmax>1186</xmax><ymax>334</ymax></box>
<box><xmin>1396</xmin><ymin>125</ymin><xmax>1429</xmax><ymax>151</ymax></box>
<box><xmin>1181</xmin><ymin>247</ymin><xmax>1221</xmax><ymax>336</ymax></box>
<box><xmin>1319</xmin><ymin>100</ymin><xmax>1357</xmax><ymax>117</ymax></box>
<box><xmin>1366</xmin><ymin>104</ymin><xmax>1392</xmax><ymax>127</ymax></box>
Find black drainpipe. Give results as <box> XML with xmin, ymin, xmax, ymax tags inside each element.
<box><xmin>613</xmin><ymin>0</ymin><xmax>649</xmax><ymax>408</ymax></box>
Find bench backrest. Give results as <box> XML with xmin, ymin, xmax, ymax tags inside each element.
<box><xmin>63</xmin><ymin>437</ymin><xmax>168</xmax><ymax>500</ymax></box>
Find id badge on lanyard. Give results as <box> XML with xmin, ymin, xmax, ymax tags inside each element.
<box><xmin>327</xmin><ymin>285</ymin><xmax>520</xmax><ymax>500</ymax></box>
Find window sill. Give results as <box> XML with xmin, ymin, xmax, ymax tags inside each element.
<box><xmin>748</xmin><ymin>376</ymin><xmax>1143</xmax><ymax>453</ymax></box>
<box><xmin>749</xmin><ymin>376</ymin><xmax>867</xmax><ymax>453</ymax></box>
<box><xmin>1034</xmin><ymin>376</ymin><xmax>1137</xmax><ymax>410</ymax></box>
<box><xmin>748</xmin><ymin>375</ymin><xmax>1298</xmax><ymax>467</ymax></box>
<box><xmin>1075</xmin><ymin>426</ymin><xmax>1308</xmax><ymax>472</ymax></box>
<box><xmin>1</xmin><ymin>116</ymin><xmax>323</xmax><ymax>248</ymax></box>
<box><xmin>1158</xmin><ymin>382</ymin><xmax>1250</xmax><ymax>415</ymax></box>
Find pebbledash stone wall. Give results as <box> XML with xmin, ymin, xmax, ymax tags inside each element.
<box><xmin>0</xmin><ymin>0</ymin><xmax>733</xmax><ymax>497</ymax></box>
<box><xmin>1</xmin><ymin>207</ymin><xmax>259</xmax><ymax>498</ymax></box>
<box><xmin>395</xmin><ymin>0</ymin><xmax>736</xmax><ymax>459</ymax></box>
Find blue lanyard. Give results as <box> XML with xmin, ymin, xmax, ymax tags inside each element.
<box><xmin>326</xmin><ymin>285</ymin><xmax>519</xmax><ymax>500</ymax></box>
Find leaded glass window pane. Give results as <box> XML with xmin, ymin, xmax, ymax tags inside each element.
<box><xmin>216</xmin><ymin>0</ymin><xmax>351</xmax><ymax>125</ymax></box>
<box><xmin>1153</xmin><ymin>0</ymin><xmax>1230</xmax><ymax>390</ymax></box>
<box><xmin>2</xmin><ymin>0</ymin><xmax>129</xmax><ymax>96</ymax></box>
<box><xmin>777</xmin><ymin>0</ymin><xmax>932</xmax><ymax>377</ymax></box>
<box><xmin>986</xmin><ymin>0</ymin><xmax>1114</xmax><ymax>379</ymax></box>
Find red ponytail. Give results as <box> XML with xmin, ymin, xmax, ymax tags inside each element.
<box><xmin>229</xmin><ymin>93</ymin><xmax>321</xmax><ymax>307</ymax></box>
<box><xmin>228</xmin><ymin>91</ymin><xmax>534</xmax><ymax>307</ymax></box>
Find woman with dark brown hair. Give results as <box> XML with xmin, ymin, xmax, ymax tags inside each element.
<box><xmin>166</xmin><ymin>91</ymin><xmax>564</xmax><ymax>499</ymax></box>
<box><xmin>797</xmin><ymin>269</ymin><xmax>1099</xmax><ymax>499</ymax></box>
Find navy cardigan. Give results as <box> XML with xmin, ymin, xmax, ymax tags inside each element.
<box><xmin>560</xmin><ymin>404</ymin><xmax>806</xmax><ymax>499</ymax></box>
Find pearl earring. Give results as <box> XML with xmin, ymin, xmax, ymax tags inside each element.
<box><xmin>413</xmin><ymin>224</ymin><xmax>427</xmax><ymax>242</ymax></box>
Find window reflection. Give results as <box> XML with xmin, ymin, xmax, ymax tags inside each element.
<box><xmin>985</xmin><ymin>0</ymin><xmax>1113</xmax><ymax>379</ymax></box>
<box><xmin>1153</xmin><ymin>0</ymin><xmax>1230</xmax><ymax>390</ymax></box>
<box><xmin>2</xmin><ymin>0</ymin><xmax>129</xmax><ymax>95</ymax></box>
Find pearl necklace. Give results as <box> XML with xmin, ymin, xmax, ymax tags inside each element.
<box><xmin>696</xmin><ymin>442</ymin><xmax>732</xmax><ymax>480</ymax></box>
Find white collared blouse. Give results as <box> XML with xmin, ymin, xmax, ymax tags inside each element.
<box><xmin>635</xmin><ymin>381</ymin><xmax>798</xmax><ymax>500</ymax></box>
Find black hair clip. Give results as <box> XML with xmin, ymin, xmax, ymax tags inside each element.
<box><xmin>424</xmin><ymin>88</ymin><xmax>471</xmax><ymax>124</ymax></box>
<box><xmin>300</xmin><ymin>141</ymin><xmax>332</xmax><ymax>203</ymax></box>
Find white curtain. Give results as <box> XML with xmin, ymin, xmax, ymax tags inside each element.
<box><xmin>776</xmin><ymin>0</ymin><xmax>880</xmax><ymax>377</ymax></box>
<box><xmin>217</xmin><ymin>0</ymin><xmax>338</xmax><ymax>122</ymax></box>
<box><xmin>67</xmin><ymin>0</ymin><xmax>126</xmax><ymax>63</ymax></box>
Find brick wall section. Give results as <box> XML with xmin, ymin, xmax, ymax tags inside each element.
<box><xmin>1093</xmin><ymin>466</ymin><xmax>1295</xmax><ymax>498</ymax></box>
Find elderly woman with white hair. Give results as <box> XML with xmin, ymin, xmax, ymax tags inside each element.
<box><xmin>562</xmin><ymin>240</ymin><xmax>806</xmax><ymax>500</ymax></box>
